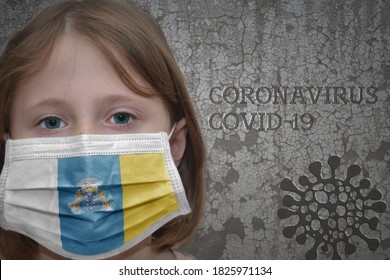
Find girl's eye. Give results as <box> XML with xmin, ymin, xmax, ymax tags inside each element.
<box><xmin>110</xmin><ymin>113</ymin><xmax>134</xmax><ymax>125</ymax></box>
<box><xmin>40</xmin><ymin>117</ymin><xmax>64</xmax><ymax>129</ymax></box>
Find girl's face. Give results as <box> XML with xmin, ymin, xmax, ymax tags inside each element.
<box><xmin>9</xmin><ymin>33</ymin><xmax>171</xmax><ymax>139</ymax></box>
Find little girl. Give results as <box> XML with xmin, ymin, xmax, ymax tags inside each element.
<box><xmin>0</xmin><ymin>0</ymin><xmax>205</xmax><ymax>259</ymax></box>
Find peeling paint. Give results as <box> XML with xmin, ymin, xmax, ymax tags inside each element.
<box><xmin>1</xmin><ymin>0</ymin><xmax>389</xmax><ymax>260</ymax></box>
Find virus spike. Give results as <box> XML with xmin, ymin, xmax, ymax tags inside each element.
<box><xmin>369</xmin><ymin>201</ymin><xmax>387</xmax><ymax>213</ymax></box>
<box><xmin>299</xmin><ymin>175</ymin><xmax>310</xmax><ymax>186</ymax></box>
<box><xmin>305</xmin><ymin>246</ymin><xmax>318</xmax><ymax>260</ymax></box>
<box><xmin>367</xmin><ymin>217</ymin><xmax>379</xmax><ymax>230</ymax></box>
<box><xmin>345</xmin><ymin>242</ymin><xmax>357</xmax><ymax>255</ymax></box>
<box><xmin>296</xmin><ymin>233</ymin><xmax>307</xmax><ymax>244</ymax></box>
<box><xmin>354</xmin><ymin>230</ymin><xmax>380</xmax><ymax>251</ymax></box>
<box><xmin>283</xmin><ymin>225</ymin><xmax>298</xmax><ymax>238</ymax></box>
<box><xmin>283</xmin><ymin>195</ymin><xmax>299</xmax><ymax>207</ymax></box>
<box><xmin>308</xmin><ymin>161</ymin><xmax>322</xmax><ymax>179</ymax></box>
<box><xmin>328</xmin><ymin>156</ymin><xmax>340</xmax><ymax>178</ymax></box>
<box><xmin>277</xmin><ymin>208</ymin><xmax>296</xmax><ymax>219</ymax></box>
<box><xmin>281</xmin><ymin>178</ymin><xmax>301</xmax><ymax>193</ymax></box>
<box><xmin>367</xmin><ymin>239</ymin><xmax>380</xmax><ymax>251</ymax></box>
<box><xmin>366</xmin><ymin>189</ymin><xmax>382</xmax><ymax>200</ymax></box>
<box><xmin>346</xmin><ymin>165</ymin><xmax>361</xmax><ymax>181</ymax></box>
<box><xmin>359</xmin><ymin>178</ymin><xmax>371</xmax><ymax>188</ymax></box>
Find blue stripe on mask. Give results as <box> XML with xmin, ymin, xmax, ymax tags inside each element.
<box><xmin>57</xmin><ymin>155</ymin><xmax>124</xmax><ymax>256</ymax></box>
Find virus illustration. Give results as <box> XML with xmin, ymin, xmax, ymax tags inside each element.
<box><xmin>278</xmin><ymin>155</ymin><xmax>387</xmax><ymax>259</ymax></box>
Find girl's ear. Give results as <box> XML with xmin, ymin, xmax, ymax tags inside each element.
<box><xmin>169</xmin><ymin>118</ymin><xmax>187</xmax><ymax>167</ymax></box>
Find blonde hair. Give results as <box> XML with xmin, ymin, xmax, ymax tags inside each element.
<box><xmin>0</xmin><ymin>0</ymin><xmax>205</xmax><ymax>259</ymax></box>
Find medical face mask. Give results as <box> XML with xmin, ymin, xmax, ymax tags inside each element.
<box><xmin>0</xmin><ymin>130</ymin><xmax>191</xmax><ymax>259</ymax></box>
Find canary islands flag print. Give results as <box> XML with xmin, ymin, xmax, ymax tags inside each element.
<box><xmin>0</xmin><ymin>133</ymin><xmax>191</xmax><ymax>259</ymax></box>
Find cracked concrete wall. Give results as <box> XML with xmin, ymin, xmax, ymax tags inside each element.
<box><xmin>1</xmin><ymin>0</ymin><xmax>389</xmax><ymax>259</ymax></box>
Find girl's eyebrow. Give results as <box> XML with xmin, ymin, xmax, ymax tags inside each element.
<box><xmin>99</xmin><ymin>94</ymin><xmax>137</xmax><ymax>104</ymax></box>
<box><xmin>27</xmin><ymin>98</ymin><xmax>69</xmax><ymax>111</ymax></box>
<box><xmin>27</xmin><ymin>95</ymin><xmax>137</xmax><ymax>112</ymax></box>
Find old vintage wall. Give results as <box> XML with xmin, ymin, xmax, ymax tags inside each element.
<box><xmin>1</xmin><ymin>0</ymin><xmax>389</xmax><ymax>259</ymax></box>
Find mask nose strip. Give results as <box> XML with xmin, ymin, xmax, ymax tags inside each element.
<box><xmin>168</xmin><ymin>123</ymin><xmax>177</xmax><ymax>140</ymax></box>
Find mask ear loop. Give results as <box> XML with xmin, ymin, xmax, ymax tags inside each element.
<box><xmin>167</xmin><ymin>123</ymin><xmax>177</xmax><ymax>140</ymax></box>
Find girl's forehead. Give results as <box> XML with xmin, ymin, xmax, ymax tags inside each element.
<box><xmin>47</xmin><ymin>33</ymin><xmax>122</xmax><ymax>79</ymax></box>
<box><xmin>19</xmin><ymin>33</ymin><xmax>154</xmax><ymax>98</ymax></box>
<box><xmin>13</xmin><ymin>33</ymin><xmax>166</xmax><ymax>114</ymax></box>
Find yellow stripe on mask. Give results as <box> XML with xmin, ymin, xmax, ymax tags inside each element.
<box><xmin>119</xmin><ymin>153</ymin><xmax>180</xmax><ymax>243</ymax></box>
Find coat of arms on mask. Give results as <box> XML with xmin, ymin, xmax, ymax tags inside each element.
<box><xmin>69</xmin><ymin>178</ymin><xmax>113</xmax><ymax>214</ymax></box>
